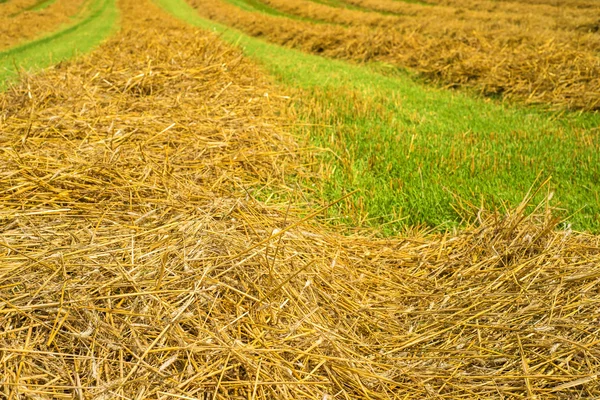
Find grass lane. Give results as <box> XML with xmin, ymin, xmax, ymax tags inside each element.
<box><xmin>223</xmin><ymin>0</ymin><xmax>286</xmax><ymax>16</ymax></box>
<box><xmin>188</xmin><ymin>0</ymin><xmax>600</xmax><ymax>110</ymax></box>
<box><xmin>159</xmin><ymin>0</ymin><xmax>600</xmax><ymax>234</ymax></box>
<box><xmin>1</xmin><ymin>0</ymin><xmax>90</xmax><ymax>49</ymax></box>
<box><xmin>249</xmin><ymin>0</ymin><xmax>399</xmax><ymax>27</ymax></box>
<box><xmin>27</xmin><ymin>0</ymin><xmax>59</xmax><ymax>11</ymax></box>
<box><xmin>308</xmin><ymin>0</ymin><xmax>364</xmax><ymax>10</ymax></box>
<box><xmin>0</xmin><ymin>0</ymin><xmax>119</xmax><ymax>90</ymax></box>
<box><xmin>223</xmin><ymin>0</ymin><xmax>326</xmax><ymax>22</ymax></box>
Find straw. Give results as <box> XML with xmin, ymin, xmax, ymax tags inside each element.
<box><xmin>191</xmin><ymin>0</ymin><xmax>600</xmax><ymax>110</ymax></box>
<box><xmin>1</xmin><ymin>0</ymin><xmax>599</xmax><ymax>398</ymax></box>
<box><xmin>0</xmin><ymin>0</ymin><xmax>89</xmax><ymax>51</ymax></box>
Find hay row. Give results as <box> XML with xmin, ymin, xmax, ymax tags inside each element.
<box><xmin>0</xmin><ymin>0</ymin><xmax>39</xmax><ymax>12</ymax></box>
<box><xmin>430</xmin><ymin>0</ymin><xmax>599</xmax><ymax>10</ymax></box>
<box><xmin>264</xmin><ymin>0</ymin><xmax>600</xmax><ymax>48</ymax></box>
<box><xmin>342</xmin><ymin>0</ymin><xmax>600</xmax><ymax>26</ymax></box>
<box><xmin>341</xmin><ymin>0</ymin><xmax>600</xmax><ymax>48</ymax></box>
<box><xmin>190</xmin><ymin>0</ymin><xmax>600</xmax><ymax>110</ymax></box>
<box><xmin>0</xmin><ymin>0</ymin><xmax>89</xmax><ymax>51</ymax></box>
<box><xmin>301</xmin><ymin>0</ymin><xmax>600</xmax><ymax>40</ymax></box>
<box><xmin>1</xmin><ymin>0</ymin><xmax>600</xmax><ymax>398</ymax></box>
<box><xmin>259</xmin><ymin>0</ymin><xmax>399</xmax><ymax>28</ymax></box>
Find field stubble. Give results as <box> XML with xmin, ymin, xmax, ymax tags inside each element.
<box><xmin>195</xmin><ymin>0</ymin><xmax>600</xmax><ymax>110</ymax></box>
<box><xmin>0</xmin><ymin>0</ymin><xmax>600</xmax><ymax>398</ymax></box>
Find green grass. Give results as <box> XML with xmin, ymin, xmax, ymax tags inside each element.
<box><xmin>306</xmin><ymin>0</ymin><xmax>364</xmax><ymax>11</ymax></box>
<box><xmin>0</xmin><ymin>0</ymin><xmax>119</xmax><ymax>90</ymax></box>
<box><xmin>223</xmin><ymin>0</ymin><xmax>283</xmax><ymax>15</ymax></box>
<box><xmin>223</xmin><ymin>0</ymin><xmax>323</xmax><ymax>23</ymax></box>
<box><xmin>156</xmin><ymin>0</ymin><xmax>600</xmax><ymax>234</ymax></box>
<box><xmin>11</xmin><ymin>0</ymin><xmax>71</xmax><ymax>16</ymax></box>
<box><xmin>334</xmin><ymin>0</ymin><xmax>400</xmax><ymax>15</ymax></box>
<box><xmin>28</xmin><ymin>0</ymin><xmax>59</xmax><ymax>11</ymax></box>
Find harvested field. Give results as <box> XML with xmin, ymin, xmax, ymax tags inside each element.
<box><xmin>159</xmin><ymin>0</ymin><xmax>600</xmax><ymax>235</ymax></box>
<box><xmin>0</xmin><ymin>0</ymin><xmax>599</xmax><ymax>398</ymax></box>
<box><xmin>258</xmin><ymin>0</ymin><xmax>399</xmax><ymax>28</ymax></box>
<box><xmin>0</xmin><ymin>0</ymin><xmax>89</xmax><ymax>50</ymax></box>
<box><xmin>190</xmin><ymin>0</ymin><xmax>600</xmax><ymax>110</ymax></box>
<box><xmin>1</xmin><ymin>0</ymin><xmax>600</xmax><ymax>398</ymax></box>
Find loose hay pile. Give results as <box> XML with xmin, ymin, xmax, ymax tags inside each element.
<box><xmin>190</xmin><ymin>0</ymin><xmax>600</xmax><ymax>110</ymax></box>
<box><xmin>0</xmin><ymin>0</ymin><xmax>90</xmax><ymax>51</ymax></box>
<box><xmin>1</xmin><ymin>0</ymin><xmax>600</xmax><ymax>398</ymax></box>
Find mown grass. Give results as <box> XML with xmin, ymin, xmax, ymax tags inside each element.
<box><xmin>12</xmin><ymin>0</ymin><xmax>82</xmax><ymax>17</ymax></box>
<box><xmin>157</xmin><ymin>0</ymin><xmax>600</xmax><ymax>234</ymax></box>
<box><xmin>300</xmin><ymin>0</ymin><xmax>399</xmax><ymax>15</ymax></box>
<box><xmin>0</xmin><ymin>0</ymin><xmax>119</xmax><ymax>90</ymax></box>
<box><xmin>223</xmin><ymin>0</ymin><xmax>284</xmax><ymax>15</ymax></box>
<box><xmin>319</xmin><ymin>0</ymin><xmax>398</xmax><ymax>15</ymax></box>
<box><xmin>28</xmin><ymin>0</ymin><xmax>59</xmax><ymax>11</ymax></box>
<box><xmin>306</xmin><ymin>0</ymin><xmax>365</xmax><ymax>11</ymax></box>
<box><xmin>223</xmin><ymin>0</ymin><xmax>324</xmax><ymax>22</ymax></box>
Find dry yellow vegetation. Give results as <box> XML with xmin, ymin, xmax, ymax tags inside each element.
<box><xmin>0</xmin><ymin>0</ymin><xmax>90</xmax><ymax>51</ymax></box>
<box><xmin>191</xmin><ymin>0</ymin><xmax>600</xmax><ymax>110</ymax></box>
<box><xmin>1</xmin><ymin>0</ymin><xmax>600</xmax><ymax>398</ymax></box>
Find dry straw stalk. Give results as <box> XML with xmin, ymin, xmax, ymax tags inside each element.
<box><xmin>0</xmin><ymin>0</ymin><xmax>599</xmax><ymax>398</ymax></box>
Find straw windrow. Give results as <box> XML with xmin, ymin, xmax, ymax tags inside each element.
<box><xmin>0</xmin><ymin>0</ymin><xmax>90</xmax><ymax>50</ymax></box>
<box><xmin>190</xmin><ymin>0</ymin><xmax>600</xmax><ymax>110</ymax></box>
<box><xmin>1</xmin><ymin>0</ymin><xmax>600</xmax><ymax>398</ymax></box>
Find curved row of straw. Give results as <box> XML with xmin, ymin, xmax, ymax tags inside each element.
<box><xmin>190</xmin><ymin>0</ymin><xmax>600</xmax><ymax>110</ymax></box>
<box><xmin>0</xmin><ymin>0</ymin><xmax>599</xmax><ymax>398</ymax></box>
<box><xmin>0</xmin><ymin>0</ymin><xmax>89</xmax><ymax>51</ymax></box>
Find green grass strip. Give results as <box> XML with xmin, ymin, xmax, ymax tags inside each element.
<box><xmin>156</xmin><ymin>0</ymin><xmax>600</xmax><ymax>234</ymax></box>
<box><xmin>12</xmin><ymin>0</ymin><xmax>76</xmax><ymax>16</ymax></box>
<box><xmin>0</xmin><ymin>0</ymin><xmax>119</xmax><ymax>90</ymax></box>
<box><xmin>223</xmin><ymin>0</ymin><xmax>323</xmax><ymax>23</ymax></box>
<box><xmin>308</xmin><ymin>0</ymin><xmax>362</xmax><ymax>9</ymax></box>
<box><xmin>306</xmin><ymin>0</ymin><xmax>397</xmax><ymax>13</ymax></box>
<box><xmin>28</xmin><ymin>0</ymin><xmax>59</xmax><ymax>11</ymax></box>
<box><xmin>223</xmin><ymin>0</ymin><xmax>285</xmax><ymax>16</ymax></box>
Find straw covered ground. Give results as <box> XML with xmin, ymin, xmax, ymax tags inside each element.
<box><xmin>190</xmin><ymin>0</ymin><xmax>600</xmax><ymax>110</ymax></box>
<box><xmin>1</xmin><ymin>0</ymin><xmax>600</xmax><ymax>398</ymax></box>
<box><xmin>0</xmin><ymin>0</ymin><xmax>89</xmax><ymax>50</ymax></box>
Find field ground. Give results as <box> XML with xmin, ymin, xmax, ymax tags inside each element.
<box><xmin>0</xmin><ymin>0</ymin><xmax>599</xmax><ymax>398</ymax></box>
<box><xmin>0</xmin><ymin>0</ymin><xmax>95</xmax><ymax>50</ymax></box>
<box><xmin>165</xmin><ymin>0</ymin><xmax>600</xmax><ymax>235</ymax></box>
<box><xmin>0</xmin><ymin>0</ymin><xmax>119</xmax><ymax>89</ymax></box>
<box><xmin>196</xmin><ymin>0</ymin><xmax>600</xmax><ymax>110</ymax></box>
